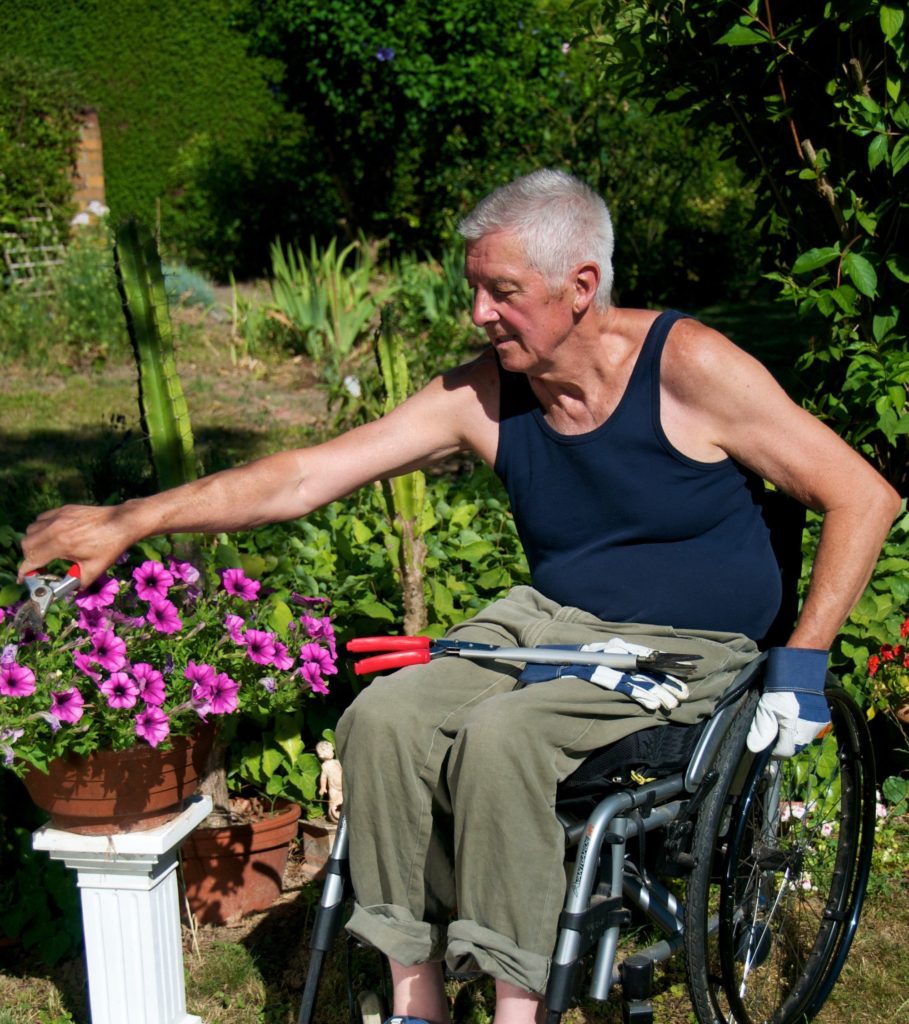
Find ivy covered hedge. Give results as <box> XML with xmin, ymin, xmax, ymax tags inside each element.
<box><xmin>0</xmin><ymin>0</ymin><xmax>278</xmax><ymax>227</ymax></box>
<box><xmin>0</xmin><ymin>56</ymin><xmax>83</xmax><ymax>239</ymax></box>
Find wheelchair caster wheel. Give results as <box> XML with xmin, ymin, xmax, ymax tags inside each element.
<box><xmin>357</xmin><ymin>990</ymin><xmax>385</xmax><ymax>1024</ymax></box>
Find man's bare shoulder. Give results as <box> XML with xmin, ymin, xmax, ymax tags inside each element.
<box><xmin>660</xmin><ymin>315</ymin><xmax>774</xmax><ymax>406</ymax></box>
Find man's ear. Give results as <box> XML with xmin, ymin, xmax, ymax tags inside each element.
<box><xmin>572</xmin><ymin>262</ymin><xmax>600</xmax><ymax>314</ymax></box>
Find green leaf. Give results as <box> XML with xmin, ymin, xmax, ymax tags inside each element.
<box><xmin>886</xmin><ymin>255</ymin><xmax>909</xmax><ymax>283</ymax></box>
<box><xmin>717</xmin><ymin>22</ymin><xmax>769</xmax><ymax>46</ymax></box>
<box><xmin>791</xmin><ymin>247</ymin><xmax>840</xmax><ymax>274</ymax></box>
<box><xmin>262</xmin><ymin>746</ymin><xmax>285</xmax><ymax>776</ymax></box>
<box><xmin>354</xmin><ymin>597</ymin><xmax>396</xmax><ymax>622</ymax></box>
<box><xmin>880</xmin><ymin>4</ymin><xmax>905</xmax><ymax>42</ymax></box>
<box><xmin>868</xmin><ymin>133</ymin><xmax>889</xmax><ymax>171</ymax></box>
<box><xmin>267</xmin><ymin>599</ymin><xmax>294</xmax><ymax>636</ymax></box>
<box><xmin>892</xmin><ymin>136</ymin><xmax>909</xmax><ymax>176</ymax></box>
<box><xmin>0</xmin><ymin>582</ymin><xmax>22</xmax><ymax>605</ymax></box>
<box><xmin>842</xmin><ymin>253</ymin><xmax>877</xmax><ymax>297</ymax></box>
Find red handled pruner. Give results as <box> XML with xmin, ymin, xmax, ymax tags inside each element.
<box><xmin>13</xmin><ymin>565</ymin><xmax>82</xmax><ymax>635</ymax></box>
<box><xmin>347</xmin><ymin>635</ymin><xmax>701</xmax><ymax>677</ymax></box>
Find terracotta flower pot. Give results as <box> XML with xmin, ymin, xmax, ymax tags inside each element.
<box><xmin>179</xmin><ymin>799</ymin><xmax>302</xmax><ymax>925</ymax></box>
<box><xmin>22</xmin><ymin>734</ymin><xmax>206</xmax><ymax>835</ymax></box>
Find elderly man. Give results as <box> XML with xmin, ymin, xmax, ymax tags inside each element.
<box><xmin>19</xmin><ymin>170</ymin><xmax>898</xmax><ymax>1024</ymax></box>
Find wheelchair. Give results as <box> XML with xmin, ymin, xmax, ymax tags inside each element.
<box><xmin>296</xmin><ymin>497</ymin><xmax>877</xmax><ymax>1024</ymax></box>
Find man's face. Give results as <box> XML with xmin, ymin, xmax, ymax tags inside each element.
<box><xmin>464</xmin><ymin>231</ymin><xmax>576</xmax><ymax>374</ymax></box>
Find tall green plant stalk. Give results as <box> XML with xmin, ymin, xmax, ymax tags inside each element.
<box><xmin>376</xmin><ymin>306</ymin><xmax>428</xmax><ymax>635</ymax></box>
<box><xmin>113</xmin><ymin>218</ymin><xmax>198</xmax><ymax>492</ymax></box>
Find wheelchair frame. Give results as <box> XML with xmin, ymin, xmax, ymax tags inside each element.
<box><xmin>297</xmin><ymin>651</ymin><xmax>877</xmax><ymax>1024</ymax></box>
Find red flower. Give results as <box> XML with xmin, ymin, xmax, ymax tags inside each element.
<box><xmin>881</xmin><ymin>644</ymin><xmax>896</xmax><ymax>662</ymax></box>
<box><xmin>901</xmin><ymin>617</ymin><xmax>909</xmax><ymax>639</ymax></box>
<box><xmin>868</xmin><ymin>655</ymin><xmax>881</xmax><ymax>676</ymax></box>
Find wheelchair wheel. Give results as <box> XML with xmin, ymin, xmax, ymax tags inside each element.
<box><xmin>686</xmin><ymin>685</ymin><xmax>876</xmax><ymax>1024</ymax></box>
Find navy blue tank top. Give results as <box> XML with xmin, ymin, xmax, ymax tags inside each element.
<box><xmin>493</xmin><ymin>310</ymin><xmax>782</xmax><ymax>640</ymax></box>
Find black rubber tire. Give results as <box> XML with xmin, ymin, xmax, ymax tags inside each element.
<box><xmin>685</xmin><ymin>686</ymin><xmax>876</xmax><ymax>1024</ymax></box>
<box><xmin>685</xmin><ymin>689</ymin><xmax>760</xmax><ymax>1024</ymax></box>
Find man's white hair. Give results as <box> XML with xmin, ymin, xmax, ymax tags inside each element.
<box><xmin>458</xmin><ymin>168</ymin><xmax>614</xmax><ymax>310</ymax></box>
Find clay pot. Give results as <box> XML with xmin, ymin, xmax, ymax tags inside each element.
<box><xmin>22</xmin><ymin>734</ymin><xmax>205</xmax><ymax>835</ymax></box>
<box><xmin>298</xmin><ymin>815</ymin><xmax>338</xmax><ymax>881</ymax></box>
<box><xmin>179</xmin><ymin>799</ymin><xmax>302</xmax><ymax>925</ymax></box>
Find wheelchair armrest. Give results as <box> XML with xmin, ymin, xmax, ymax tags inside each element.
<box><xmin>684</xmin><ymin>652</ymin><xmax>767</xmax><ymax>792</ymax></box>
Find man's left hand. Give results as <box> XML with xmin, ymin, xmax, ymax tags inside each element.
<box><xmin>746</xmin><ymin>647</ymin><xmax>830</xmax><ymax>758</ymax></box>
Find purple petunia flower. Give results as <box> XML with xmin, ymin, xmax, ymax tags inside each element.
<box><xmin>300</xmin><ymin>614</ymin><xmax>334</xmax><ymax>642</ymax></box>
<box><xmin>50</xmin><ymin>687</ymin><xmax>85</xmax><ymax>724</ymax></box>
<box><xmin>1</xmin><ymin>644</ymin><xmax>17</xmax><ymax>665</ymax></box>
<box><xmin>132</xmin><ymin>663</ymin><xmax>166</xmax><ymax>705</ymax></box>
<box><xmin>0</xmin><ymin>663</ymin><xmax>36</xmax><ymax>697</ymax></box>
<box><xmin>375</xmin><ymin>46</ymin><xmax>395</xmax><ymax>61</ymax></box>
<box><xmin>135</xmin><ymin>706</ymin><xmax>170</xmax><ymax>747</ymax></box>
<box><xmin>100</xmin><ymin>671</ymin><xmax>139</xmax><ymax>709</ymax></box>
<box><xmin>291</xmin><ymin>593</ymin><xmax>331</xmax><ymax>608</ymax></box>
<box><xmin>132</xmin><ymin>560</ymin><xmax>175</xmax><ymax>601</ymax></box>
<box><xmin>75</xmin><ymin>574</ymin><xmax>120</xmax><ymax>611</ymax></box>
<box><xmin>259</xmin><ymin>676</ymin><xmax>277</xmax><ymax>693</ymax></box>
<box><xmin>244</xmin><ymin>629</ymin><xmax>277</xmax><ymax>666</ymax></box>
<box><xmin>221</xmin><ymin>569</ymin><xmax>260</xmax><ymax>602</ymax></box>
<box><xmin>146</xmin><ymin>596</ymin><xmax>182</xmax><ymax>634</ymax></box>
<box><xmin>88</xmin><ymin>629</ymin><xmax>128</xmax><ymax>672</ymax></box>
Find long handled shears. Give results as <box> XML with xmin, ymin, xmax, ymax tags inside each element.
<box><xmin>347</xmin><ymin>635</ymin><xmax>701</xmax><ymax>678</ymax></box>
<box><xmin>13</xmin><ymin>564</ymin><xmax>82</xmax><ymax>635</ymax></box>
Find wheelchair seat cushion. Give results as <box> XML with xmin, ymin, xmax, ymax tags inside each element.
<box><xmin>557</xmin><ymin>721</ymin><xmax>704</xmax><ymax>800</ymax></box>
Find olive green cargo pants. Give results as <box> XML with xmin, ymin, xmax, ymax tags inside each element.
<box><xmin>335</xmin><ymin>586</ymin><xmax>758</xmax><ymax>995</ymax></box>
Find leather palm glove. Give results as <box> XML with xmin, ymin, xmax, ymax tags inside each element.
<box><xmin>746</xmin><ymin>647</ymin><xmax>830</xmax><ymax>758</ymax></box>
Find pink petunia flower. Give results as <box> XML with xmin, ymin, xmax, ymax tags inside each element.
<box><xmin>207</xmin><ymin>672</ymin><xmax>240</xmax><ymax>714</ymax></box>
<box><xmin>146</xmin><ymin>596</ymin><xmax>182</xmax><ymax>634</ymax></box>
<box><xmin>100</xmin><ymin>671</ymin><xmax>140</xmax><ymax>709</ymax></box>
<box><xmin>244</xmin><ymin>629</ymin><xmax>277</xmax><ymax>665</ymax></box>
<box><xmin>75</xmin><ymin>574</ymin><xmax>120</xmax><ymax>611</ymax></box>
<box><xmin>299</xmin><ymin>642</ymin><xmax>338</xmax><ymax>677</ymax></box>
<box><xmin>221</xmin><ymin>568</ymin><xmax>260</xmax><ymax>601</ymax></box>
<box><xmin>185</xmin><ymin>661</ymin><xmax>216</xmax><ymax>688</ymax></box>
<box><xmin>300</xmin><ymin>614</ymin><xmax>335</xmax><ymax>643</ymax></box>
<box><xmin>272</xmin><ymin>641</ymin><xmax>295</xmax><ymax>671</ymax></box>
<box><xmin>0</xmin><ymin>608</ymin><xmax>5</xmax><ymax>624</ymax></box>
<box><xmin>50</xmin><ymin>687</ymin><xmax>85</xmax><ymax>724</ymax></box>
<box><xmin>224</xmin><ymin>614</ymin><xmax>246</xmax><ymax>644</ymax></box>
<box><xmin>74</xmin><ymin>650</ymin><xmax>102</xmax><ymax>682</ymax></box>
<box><xmin>0</xmin><ymin>663</ymin><xmax>36</xmax><ymax>697</ymax></box>
<box><xmin>167</xmin><ymin>559</ymin><xmax>200</xmax><ymax>585</ymax></box>
<box><xmin>300</xmin><ymin>660</ymin><xmax>330</xmax><ymax>695</ymax></box>
<box><xmin>132</xmin><ymin>663</ymin><xmax>166</xmax><ymax>705</ymax></box>
<box><xmin>132</xmin><ymin>560</ymin><xmax>175</xmax><ymax>601</ymax></box>
<box><xmin>79</xmin><ymin>606</ymin><xmax>112</xmax><ymax>633</ymax></box>
<box><xmin>135</xmin><ymin>706</ymin><xmax>170</xmax><ymax>747</ymax></box>
<box><xmin>88</xmin><ymin>629</ymin><xmax>128</xmax><ymax>672</ymax></box>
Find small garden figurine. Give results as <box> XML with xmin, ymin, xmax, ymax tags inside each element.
<box><xmin>317</xmin><ymin>738</ymin><xmax>343</xmax><ymax>822</ymax></box>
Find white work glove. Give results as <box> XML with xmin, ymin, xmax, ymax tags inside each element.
<box><xmin>746</xmin><ymin>647</ymin><xmax>830</xmax><ymax>758</ymax></box>
<box><xmin>518</xmin><ymin>638</ymin><xmax>690</xmax><ymax>712</ymax></box>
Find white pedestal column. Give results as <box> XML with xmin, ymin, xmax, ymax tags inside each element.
<box><xmin>32</xmin><ymin>795</ymin><xmax>213</xmax><ymax>1024</ymax></box>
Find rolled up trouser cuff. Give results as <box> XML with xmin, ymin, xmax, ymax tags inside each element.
<box><xmin>346</xmin><ymin>902</ymin><xmax>447</xmax><ymax>965</ymax></box>
<box><xmin>446</xmin><ymin>919</ymin><xmax>549</xmax><ymax>996</ymax></box>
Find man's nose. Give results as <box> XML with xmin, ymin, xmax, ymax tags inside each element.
<box><xmin>472</xmin><ymin>289</ymin><xmax>498</xmax><ymax>327</ymax></box>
